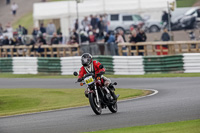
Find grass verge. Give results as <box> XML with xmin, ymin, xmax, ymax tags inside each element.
<box><xmin>0</xmin><ymin>88</ymin><xmax>150</xmax><ymax>116</ymax></box>
<box><xmin>12</xmin><ymin>12</ymin><xmax>34</xmax><ymax>34</ymax></box>
<box><xmin>176</xmin><ymin>0</ymin><xmax>198</xmax><ymax>7</ymax></box>
<box><xmin>84</xmin><ymin>119</ymin><xmax>200</xmax><ymax>133</ymax></box>
<box><xmin>0</xmin><ymin>73</ymin><xmax>200</xmax><ymax>78</ymax></box>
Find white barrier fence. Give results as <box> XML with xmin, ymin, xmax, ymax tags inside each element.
<box><xmin>113</xmin><ymin>56</ymin><xmax>145</xmax><ymax>75</ymax></box>
<box><xmin>12</xmin><ymin>57</ymin><xmax>38</xmax><ymax>74</ymax></box>
<box><xmin>183</xmin><ymin>53</ymin><xmax>200</xmax><ymax>73</ymax></box>
<box><xmin>61</xmin><ymin>56</ymin><xmax>81</xmax><ymax>75</ymax></box>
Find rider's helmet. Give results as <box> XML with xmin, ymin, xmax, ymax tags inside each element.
<box><xmin>81</xmin><ymin>53</ymin><xmax>92</xmax><ymax>67</ymax></box>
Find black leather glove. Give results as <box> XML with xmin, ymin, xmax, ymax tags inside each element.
<box><xmin>77</xmin><ymin>78</ymin><xmax>82</xmax><ymax>82</ymax></box>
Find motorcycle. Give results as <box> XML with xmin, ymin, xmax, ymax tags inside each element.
<box><xmin>73</xmin><ymin>68</ymin><xmax>118</xmax><ymax>115</ymax></box>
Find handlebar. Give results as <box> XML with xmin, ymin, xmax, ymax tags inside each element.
<box><xmin>76</xmin><ymin>72</ymin><xmax>105</xmax><ymax>83</ymax></box>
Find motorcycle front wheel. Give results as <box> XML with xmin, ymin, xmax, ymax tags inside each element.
<box><xmin>108</xmin><ymin>102</ymin><xmax>118</xmax><ymax>113</ymax></box>
<box><xmin>88</xmin><ymin>93</ymin><xmax>102</xmax><ymax>115</ymax></box>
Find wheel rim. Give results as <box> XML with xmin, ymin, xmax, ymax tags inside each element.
<box><xmin>112</xmin><ymin>103</ymin><xmax>117</xmax><ymax>111</ymax></box>
<box><xmin>151</xmin><ymin>26</ymin><xmax>158</xmax><ymax>32</ymax></box>
<box><xmin>94</xmin><ymin>95</ymin><xmax>101</xmax><ymax>109</ymax></box>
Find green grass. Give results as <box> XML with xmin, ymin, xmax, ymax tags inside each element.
<box><xmin>84</xmin><ymin>119</ymin><xmax>200</xmax><ymax>133</ymax></box>
<box><xmin>12</xmin><ymin>12</ymin><xmax>33</xmax><ymax>34</ymax></box>
<box><xmin>176</xmin><ymin>0</ymin><xmax>198</xmax><ymax>7</ymax></box>
<box><xmin>0</xmin><ymin>88</ymin><xmax>149</xmax><ymax>116</ymax></box>
<box><xmin>0</xmin><ymin>73</ymin><xmax>200</xmax><ymax>79</ymax></box>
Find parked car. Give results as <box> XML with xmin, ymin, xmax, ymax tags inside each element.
<box><xmin>107</xmin><ymin>13</ymin><xmax>162</xmax><ymax>33</ymax></box>
<box><xmin>163</xmin><ymin>7</ymin><xmax>198</xmax><ymax>31</ymax></box>
<box><xmin>107</xmin><ymin>14</ymin><xmax>144</xmax><ymax>33</ymax></box>
<box><xmin>143</xmin><ymin>19</ymin><xmax>162</xmax><ymax>33</ymax></box>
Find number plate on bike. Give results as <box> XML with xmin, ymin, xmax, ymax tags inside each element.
<box><xmin>84</xmin><ymin>76</ymin><xmax>94</xmax><ymax>85</ymax></box>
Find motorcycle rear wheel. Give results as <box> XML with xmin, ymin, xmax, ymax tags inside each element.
<box><xmin>88</xmin><ymin>93</ymin><xmax>102</xmax><ymax>115</ymax></box>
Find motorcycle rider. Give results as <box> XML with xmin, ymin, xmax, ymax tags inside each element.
<box><xmin>77</xmin><ymin>53</ymin><xmax>117</xmax><ymax>100</ymax></box>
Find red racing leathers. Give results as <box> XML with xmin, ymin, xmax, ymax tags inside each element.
<box><xmin>78</xmin><ymin>60</ymin><xmax>105</xmax><ymax>79</ymax></box>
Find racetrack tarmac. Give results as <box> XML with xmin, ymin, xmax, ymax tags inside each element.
<box><xmin>0</xmin><ymin>77</ymin><xmax>200</xmax><ymax>133</ymax></box>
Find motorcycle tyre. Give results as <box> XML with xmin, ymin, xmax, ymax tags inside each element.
<box><xmin>88</xmin><ymin>93</ymin><xmax>102</xmax><ymax>115</ymax></box>
<box><xmin>108</xmin><ymin>102</ymin><xmax>118</xmax><ymax>113</ymax></box>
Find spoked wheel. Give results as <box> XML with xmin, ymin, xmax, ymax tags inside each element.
<box><xmin>108</xmin><ymin>102</ymin><xmax>118</xmax><ymax>113</ymax></box>
<box><xmin>88</xmin><ymin>93</ymin><xmax>102</xmax><ymax>115</ymax></box>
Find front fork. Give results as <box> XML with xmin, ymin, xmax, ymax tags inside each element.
<box><xmin>94</xmin><ymin>85</ymin><xmax>100</xmax><ymax>106</ymax></box>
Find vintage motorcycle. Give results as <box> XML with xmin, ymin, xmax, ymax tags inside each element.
<box><xmin>73</xmin><ymin>70</ymin><xmax>118</xmax><ymax>115</ymax></box>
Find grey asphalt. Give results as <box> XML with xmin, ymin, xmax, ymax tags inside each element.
<box><xmin>0</xmin><ymin>77</ymin><xmax>200</xmax><ymax>133</ymax></box>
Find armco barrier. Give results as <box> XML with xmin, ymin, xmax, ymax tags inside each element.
<box><xmin>13</xmin><ymin>57</ymin><xmax>38</xmax><ymax>74</ymax></box>
<box><xmin>183</xmin><ymin>53</ymin><xmax>200</xmax><ymax>73</ymax></box>
<box><xmin>143</xmin><ymin>55</ymin><xmax>184</xmax><ymax>73</ymax></box>
<box><xmin>38</xmin><ymin>58</ymin><xmax>61</xmax><ymax>74</ymax></box>
<box><xmin>113</xmin><ymin>56</ymin><xmax>144</xmax><ymax>75</ymax></box>
<box><xmin>0</xmin><ymin>58</ymin><xmax>12</xmax><ymax>73</ymax></box>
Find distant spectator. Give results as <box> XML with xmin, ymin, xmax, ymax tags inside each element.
<box><xmin>32</xmin><ymin>27</ymin><xmax>40</xmax><ymax>41</ymax></box>
<box><xmin>6</xmin><ymin>0</ymin><xmax>11</xmax><ymax>5</ymax></box>
<box><xmin>0</xmin><ymin>23</ymin><xmax>3</xmax><ymax>35</ymax></box>
<box><xmin>11</xmin><ymin>2</ymin><xmax>18</xmax><ymax>16</ymax></box>
<box><xmin>116</xmin><ymin>31</ymin><xmax>126</xmax><ymax>56</ymax></box>
<box><xmin>162</xmin><ymin>11</ymin><xmax>171</xmax><ymax>28</ymax></box>
<box><xmin>88</xmin><ymin>31</ymin><xmax>96</xmax><ymax>43</ymax></box>
<box><xmin>90</xmin><ymin>15</ymin><xmax>98</xmax><ymax>29</ymax></box>
<box><xmin>161</xmin><ymin>28</ymin><xmax>170</xmax><ymax>41</ymax></box>
<box><xmin>80</xmin><ymin>30</ymin><xmax>88</xmax><ymax>43</ymax></box>
<box><xmin>29</xmin><ymin>38</ymin><xmax>36</xmax><ymax>52</ymax></box>
<box><xmin>16</xmin><ymin>25</ymin><xmax>24</xmax><ymax>36</ymax></box>
<box><xmin>103</xmin><ymin>14</ymin><xmax>108</xmax><ymax>33</ymax></box>
<box><xmin>10</xmin><ymin>37</ymin><xmax>18</xmax><ymax>45</ymax></box>
<box><xmin>97</xmin><ymin>16</ymin><xmax>105</xmax><ymax>39</ymax></box>
<box><xmin>81</xmin><ymin>17</ymin><xmax>90</xmax><ymax>31</ymax></box>
<box><xmin>129</xmin><ymin>30</ymin><xmax>142</xmax><ymax>43</ymax></box>
<box><xmin>37</xmin><ymin>34</ymin><xmax>47</xmax><ymax>53</ymax></box>
<box><xmin>40</xmin><ymin>23</ymin><xmax>46</xmax><ymax>34</ymax></box>
<box><xmin>129</xmin><ymin>30</ymin><xmax>143</xmax><ymax>55</ymax></box>
<box><xmin>106</xmin><ymin>32</ymin><xmax>116</xmax><ymax>55</ymax></box>
<box><xmin>51</xmin><ymin>32</ymin><xmax>59</xmax><ymax>45</ymax></box>
<box><xmin>68</xmin><ymin>35</ymin><xmax>78</xmax><ymax>44</ymax></box>
<box><xmin>74</xmin><ymin>19</ymin><xmax>79</xmax><ymax>31</ymax></box>
<box><xmin>120</xmin><ymin>30</ymin><xmax>126</xmax><ymax>42</ymax></box>
<box><xmin>5</xmin><ymin>23</ymin><xmax>13</xmax><ymax>33</ymax></box>
<box><xmin>46</xmin><ymin>21</ymin><xmax>56</xmax><ymax>35</ymax></box>
<box><xmin>0</xmin><ymin>36</ymin><xmax>3</xmax><ymax>45</ymax></box>
<box><xmin>70</xmin><ymin>29</ymin><xmax>79</xmax><ymax>43</ymax></box>
<box><xmin>138</xmin><ymin>29</ymin><xmax>147</xmax><ymax>42</ymax></box>
<box><xmin>137</xmin><ymin>29</ymin><xmax>146</xmax><ymax>55</ymax></box>
<box><xmin>115</xmin><ymin>33</ymin><xmax>124</xmax><ymax>44</ymax></box>
<box><xmin>2</xmin><ymin>36</ymin><xmax>9</xmax><ymax>45</ymax></box>
<box><xmin>58</xmin><ymin>32</ymin><xmax>63</xmax><ymax>44</ymax></box>
<box><xmin>22</xmin><ymin>26</ymin><xmax>28</xmax><ymax>35</ymax></box>
<box><xmin>87</xmin><ymin>25</ymin><xmax>93</xmax><ymax>34</ymax></box>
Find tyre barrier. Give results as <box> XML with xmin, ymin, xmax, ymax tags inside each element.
<box><xmin>13</xmin><ymin>57</ymin><xmax>38</xmax><ymax>74</ymax></box>
<box><xmin>113</xmin><ymin>56</ymin><xmax>144</xmax><ymax>75</ymax></box>
<box><xmin>0</xmin><ymin>58</ymin><xmax>12</xmax><ymax>73</ymax></box>
<box><xmin>183</xmin><ymin>53</ymin><xmax>200</xmax><ymax>73</ymax></box>
<box><xmin>0</xmin><ymin>53</ymin><xmax>199</xmax><ymax>75</ymax></box>
<box><xmin>143</xmin><ymin>55</ymin><xmax>184</xmax><ymax>73</ymax></box>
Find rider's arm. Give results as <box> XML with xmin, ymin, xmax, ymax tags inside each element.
<box><xmin>94</xmin><ymin>61</ymin><xmax>105</xmax><ymax>73</ymax></box>
<box><xmin>78</xmin><ymin>66</ymin><xmax>86</xmax><ymax>79</ymax></box>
